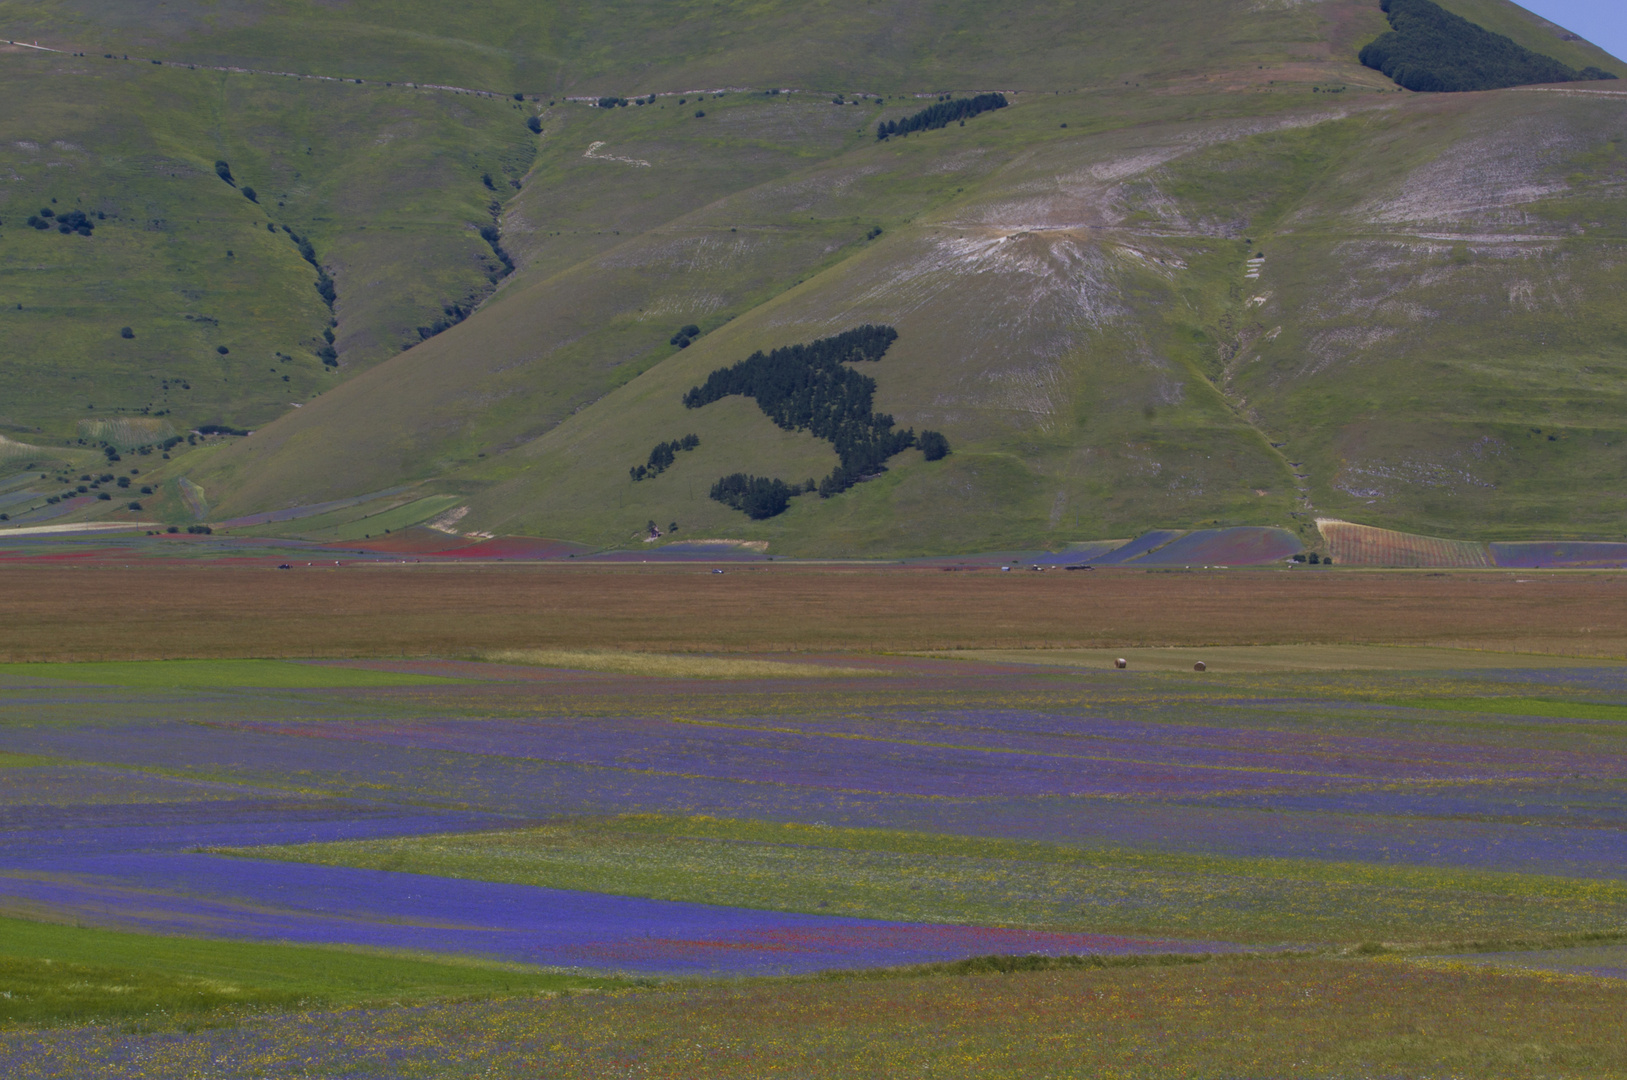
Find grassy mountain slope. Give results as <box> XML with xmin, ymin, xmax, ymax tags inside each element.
<box><xmin>0</xmin><ymin>47</ymin><xmax>535</xmax><ymax>444</ymax></box>
<box><xmin>195</xmin><ymin>85</ymin><xmax>1370</xmax><ymax>537</ymax></box>
<box><xmin>454</xmin><ymin>85</ymin><xmax>1627</xmax><ymax>552</ymax></box>
<box><xmin>2</xmin><ymin>0</ymin><xmax>1378</xmax><ymax>97</ymax></box>
<box><xmin>1230</xmin><ymin>90</ymin><xmax>1627</xmax><ymax>538</ymax></box>
<box><xmin>4</xmin><ymin>0</ymin><xmax>1625</xmax><ymax>551</ymax></box>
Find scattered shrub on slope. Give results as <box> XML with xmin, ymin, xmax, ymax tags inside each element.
<box><xmin>1360</xmin><ymin>0</ymin><xmax>1618</xmax><ymax>92</ymax></box>
<box><xmin>877</xmin><ymin>93</ymin><xmax>1007</xmax><ymax>140</ymax></box>
<box><xmin>27</xmin><ymin>208</ymin><xmax>94</xmax><ymax>236</ymax></box>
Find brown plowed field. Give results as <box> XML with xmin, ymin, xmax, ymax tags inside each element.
<box><xmin>2</xmin><ymin>564</ymin><xmax>1624</xmax><ymax>661</ymax></box>
<box><xmin>1319</xmin><ymin>519</ymin><xmax>1492</xmax><ymax>568</ymax></box>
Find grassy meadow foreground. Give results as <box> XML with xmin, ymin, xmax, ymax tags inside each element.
<box><xmin>0</xmin><ymin>565</ymin><xmax>1624</xmax><ymax>1076</ymax></box>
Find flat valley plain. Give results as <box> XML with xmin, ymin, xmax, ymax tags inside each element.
<box><xmin>3</xmin><ymin>563</ymin><xmax>1627</xmax><ymax>659</ymax></box>
<box><xmin>1</xmin><ymin>565</ymin><xmax>1626</xmax><ymax>1077</ymax></box>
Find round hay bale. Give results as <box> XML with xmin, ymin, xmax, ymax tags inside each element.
<box><xmin>1114</xmin><ymin>657</ymin><xmax>1128</xmax><ymax>669</ymax></box>
<box><xmin>1194</xmin><ymin>661</ymin><xmax>1207</xmax><ymax>672</ymax></box>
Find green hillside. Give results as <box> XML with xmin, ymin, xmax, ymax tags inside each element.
<box><xmin>3</xmin><ymin>0</ymin><xmax>1625</xmax><ymax>552</ymax></box>
<box><xmin>0</xmin><ymin>49</ymin><xmax>535</xmax><ymax>445</ymax></box>
<box><xmin>0</xmin><ymin>0</ymin><xmax>1387</xmax><ymax>95</ymax></box>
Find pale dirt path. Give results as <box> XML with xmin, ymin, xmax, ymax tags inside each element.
<box><xmin>583</xmin><ymin>141</ymin><xmax>650</xmax><ymax>167</ymax></box>
<box><xmin>0</xmin><ymin>521</ymin><xmax>159</xmax><ymax>537</ymax></box>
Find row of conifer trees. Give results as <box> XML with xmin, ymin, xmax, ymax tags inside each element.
<box><xmin>876</xmin><ymin>93</ymin><xmax>1007</xmax><ymax>140</ymax></box>
<box><xmin>630</xmin><ymin>433</ymin><xmax>699</xmax><ymax>481</ymax></box>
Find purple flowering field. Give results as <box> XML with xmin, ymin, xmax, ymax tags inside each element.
<box><xmin>2</xmin><ymin>653</ymin><xmax>1626</xmax><ymax>983</ymax></box>
<box><xmin>2</xmin><ymin>651</ymin><xmax>1627</xmax><ymax>1077</ymax></box>
<box><xmin>0</xmin><ymin>853</ymin><xmax>1235</xmax><ymax>975</ymax></box>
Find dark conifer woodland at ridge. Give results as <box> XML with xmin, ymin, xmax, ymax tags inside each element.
<box><xmin>1360</xmin><ymin>0</ymin><xmax>1618</xmax><ymax>91</ymax></box>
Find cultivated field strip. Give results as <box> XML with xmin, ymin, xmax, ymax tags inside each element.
<box><xmin>1</xmin><ymin>656</ymin><xmax>1625</xmax><ymax>956</ymax></box>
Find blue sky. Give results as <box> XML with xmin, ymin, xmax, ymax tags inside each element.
<box><xmin>1518</xmin><ymin>0</ymin><xmax>1626</xmax><ymax>64</ymax></box>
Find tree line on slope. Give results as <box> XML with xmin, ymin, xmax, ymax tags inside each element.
<box><xmin>877</xmin><ymin>93</ymin><xmax>1007</xmax><ymax>140</ymax></box>
<box><xmin>268</xmin><ymin>225</ymin><xmax>341</xmax><ymax>367</ymax></box>
<box><xmin>682</xmin><ymin>326</ymin><xmax>949</xmax><ymax>519</ymax></box>
<box><xmin>226</xmin><ymin>158</ymin><xmax>516</xmax><ymax>362</ymax></box>
<box><xmin>630</xmin><ymin>434</ymin><xmax>700</xmax><ymax>481</ymax></box>
<box><xmin>214</xmin><ymin>160</ymin><xmax>260</xmax><ymax>203</ymax></box>
<box><xmin>1360</xmin><ymin>0</ymin><xmax>1617</xmax><ymax>93</ymax></box>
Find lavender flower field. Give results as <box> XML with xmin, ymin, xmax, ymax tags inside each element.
<box><xmin>2</xmin><ymin>651</ymin><xmax>1626</xmax><ymax>1076</ymax></box>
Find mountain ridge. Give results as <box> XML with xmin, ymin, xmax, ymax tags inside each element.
<box><xmin>2</xmin><ymin>0</ymin><xmax>1624</xmax><ymax>554</ymax></box>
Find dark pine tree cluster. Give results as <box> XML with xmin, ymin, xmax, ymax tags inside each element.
<box><xmin>876</xmin><ymin>93</ymin><xmax>1008</xmax><ymax>140</ymax></box>
<box><xmin>684</xmin><ymin>325</ymin><xmax>949</xmax><ymax>517</ymax></box>
<box><xmin>709</xmin><ymin>474</ymin><xmax>796</xmax><ymax>520</ymax></box>
<box><xmin>630</xmin><ymin>433</ymin><xmax>700</xmax><ymax>481</ymax></box>
<box><xmin>1360</xmin><ymin>0</ymin><xmax>1617</xmax><ymax>92</ymax></box>
<box><xmin>917</xmin><ymin>429</ymin><xmax>950</xmax><ymax>461</ymax></box>
<box><xmin>26</xmin><ymin>207</ymin><xmax>98</xmax><ymax>235</ymax></box>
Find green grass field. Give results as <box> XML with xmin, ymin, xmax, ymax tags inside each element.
<box><xmin>230</xmin><ymin>813</ymin><xmax>1627</xmax><ymax>948</ymax></box>
<box><xmin>8</xmin><ymin>955</ymin><xmax>1627</xmax><ymax>1077</ymax></box>
<box><xmin>0</xmin><ymin>916</ymin><xmax>619</xmax><ymax>1028</ymax></box>
<box><xmin>0</xmin><ymin>658</ymin><xmax>459</xmax><ymax>688</ymax></box>
<box><xmin>1386</xmin><ymin>696</ymin><xmax>1627</xmax><ymax>722</ymax></box>
<box><xmin>477</xmin><ymin>650</ymin><xmax>876</xmax><ymax>678</ymax></box>
<box><xmin>285</xmin><ymin>494</ymin><xmax>464</xmax><ymax>541</ymax></box>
